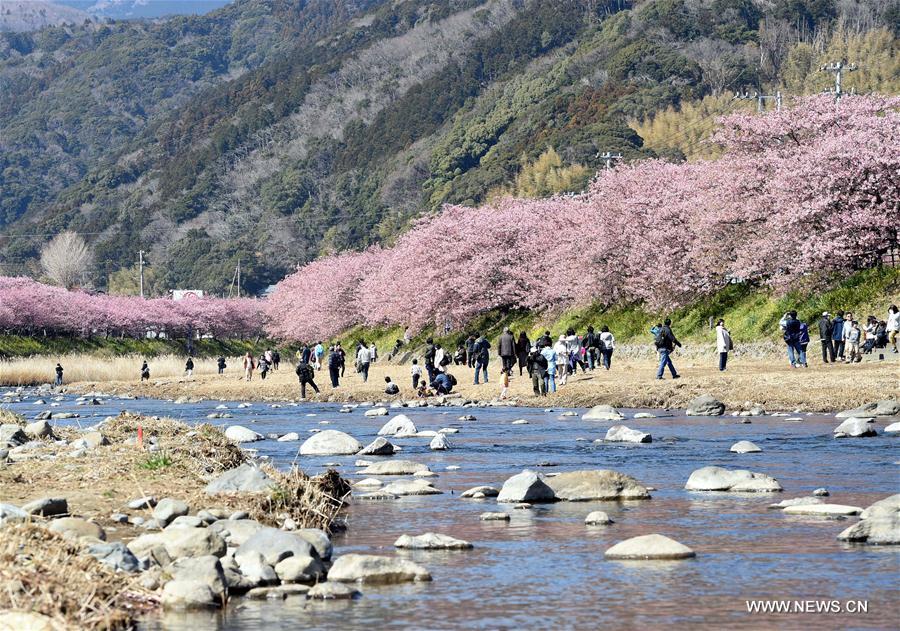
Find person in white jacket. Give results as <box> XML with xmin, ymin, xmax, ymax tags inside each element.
<box><xmin>554</xmin><ymin>335</ymin><xmax>569</xmax><ymax>385</ymax></box>
<box><xmin>599</xmin><ymin>325</ymin><xmax>615</xmax><ymax>370</ymax></box>
<box><xmin>715</xmin><ymin>319</ymin><xmax>733</xmax><ymax>371</ymax></box>
<box><xmin>888</xmin><ymin>305</ymin><xmax>900</xmax><ymax>353</ymax></box>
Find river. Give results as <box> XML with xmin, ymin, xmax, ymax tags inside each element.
<box><xmin>3</xmin><ymin>393</ymin><xmax>898</xmax><ymax>629</ymax></box>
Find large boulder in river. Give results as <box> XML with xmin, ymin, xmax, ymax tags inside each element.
<box><xmin>224</xmin><ymin>426</ymin><xmax>263</xmax><ymax>443</ymax></box>
<box><xmin>582</xmin><ymin>405</ymin><xmax>625</xmax><ymax>421</ymax></box>
<box><xmin>546</xmin><ymin>470</ymin><xmax>651</xmax><ymax>501</ymax></box>
<box><xmin>833</xmin><ymin>417</ymin><xmax>877</xmax><ymax>438</ymax></box>
<box><xmin>730</xmin><ymin>440</ymin><xmax>762</xmax><ymax>453</ymax></box>
<box><xmin>686</xmin><ymin>395</ymin><xmax>725</xmax><ymax>416</ymax></box>
<box><xmin>860</xmin><ymin>494</ymin><xmax>900</xmax><ymax>520</ymax></box>
<box><xmin>377</xmin><ymin>414</ymin><xmax>417</xmax><ymax>436</ymax></box>
<box><xmin>381</xmin><ymin>479</ymin><xmax>442</xmax><ymax>496</ymax></box>
<box><xmin>360</xmin><ymin>460</ymin><xmax>430</xmax><ymax>475</ymax></box>
<box><xmin>604</xmin><ymin>425</ymin><xmax>651</xmax><ymax>443</ymax></box>
<box><xmin>604</xmin><ymin>534</ymin><xmax>695</xmax><ymax>560</ymax></box>
<box><xmin>358</xmin><ymin>437</ymin><xmax>396</xmax><ymax>456</ymax></box>
<box><xmin>685</xmin><ymin>466</ymin><xmax>782</xmax><ymax>492</ymax></box>
<box><xmin>234</xmin><ymin>527</ymin><xmax>318</xmax><ymax>566</ymax></box>
<box><xmin>394</xmin><ymin>532</ymin><xmax>472</xmax><ymax>550</ymax></box>
<box><xmin>205</xmin><ymin>464</ymin><xmax>274</xmax><ymax>494</ymax></box>
<box><xmin>838</xmin><ymin>494</ymin><xmax>900</xmax><ymax>545</ymax></box>
<box><xmin>128</xmin><ymin>527</ymin><xmax>226</xmax><ymax>560</ymax></box>
<box><xmin>836</xmin><ymin>400</ymin><xmax>900</xmax><ymax>418</ymax></box>
<box><xmin>497</xmin><ymin>470</ymin><xmax>556</xmax><ymax>503</ymax></box>
<box><xmin>328</xmin><ymin>554</ymin><xmax>431</xmax><ymax>583</ymax></box>
<box><xmin>299</xmin><ymin>430</ymin><xmax>362</xmax><ymax>455</ymax></box>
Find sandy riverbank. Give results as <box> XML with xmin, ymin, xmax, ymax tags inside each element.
<box><xmin>64</xmin><ymin>350</ymin><xmax>900</xmax><ymax>413</ymax></box>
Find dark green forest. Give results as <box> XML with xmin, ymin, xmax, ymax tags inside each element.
<box><xmin>0</xmin><ymin>0</ymin><xmax>897</xmax><ymax>294</ymax></box>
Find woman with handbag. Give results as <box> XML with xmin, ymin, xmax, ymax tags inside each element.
<box><xmin>716</xmin><ymin>319</ymin><xmax>733</xmax><ymax>371</ymax></box>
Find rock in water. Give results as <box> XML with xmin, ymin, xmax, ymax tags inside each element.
<box><xmin>394</xmin><ymin>533</ymin><xmax>473</xmax><ymax>550</ymax></box>
<box><xmin>365</xmin><ymin>407</ymin><xmax>389</xmax><ymax>417</ymax></box>
<box><xmin>480</xmin><ymin>512</ymin><xmax>510</xmax><ymax>521</ymax></box>
<box><xmin>360</xmin><ymin>460</ymin><xmax>431</xmax><ymax>475</ymax></box>
<box><xmin>224</xmin><ymin>426</ymin><xmax>263</xmax><ymax>443</ymax></box>
<box><xmin>769</xmin><ymin>497</ymin><xmax>823</xmax><ymax>509</ymax></box>
<box><xmin>604</xmin><ymin>534</ymin><xmax>695</xmax><ymax>560</ymax></box>
<box><xmin>161</xmin><ymin>580</ymin><xmax>219</xmax><ymax>609</ymax></box>
<box><xmin>833</xmin><ymin>417</ymin><xmax>877</xmax><ymax>438</ymax></box>
<box><xmin>299</xmin><ymin>430</ymin><xmax>362</xmax><ymax>455</ymax></box>
<box><xmin>327</xmin><ymin>554</ymin><xmax>431</xmax><ymax>583</ymax></box>
<box><xmin>274</xmin><ymin>555</ymin><xmax>325</xmax><ymax>583</ymax></box>
<box><xmin>545</xmin><ymin>470</ymin><xmax>651</xmax><ymax>501</ymax></box>
<box><xmin>277</xmin><ymin>432</ymin><xmax>300</xmax><ymax>442</ymax></box>
<box><xmin>685</xmin><ymin>466</ymin><xmax>782</xmax><ymax>492</ymax></box>
<box><xmin>837</xmin><ymin>494</ymin><xmax>900</xmax><ymax>545</ymax></box>
<box><xmin>358</xmin><ymin>437</ymin><xmax>396</xmax><ymax>456</ymax></box>
<box><xmin>730</xmin><ymin>440</ymin><xmax>762</xmax><ymax>453</ymax></box>
<box><xmin>377</xmin><ymin>414</ymin><xmax>417</xmax><ymax>436</ymax></box>
<box><xmin>429</xmin><ymin>434</ymin><xmax>450</xmax><ymax>450</ymax></box>
<box><xmin>497</xmin><ymin>470</ymin><xmax>556</xmax><ymax>503</ymax></box>
<box><xmin>461</xmin><ymin>486</ymin><xmax>499</xmax><ymax>498</ymax></box>
<box><xmin>87</xmin><ymin>542</ymin><xmax>141</xmax><ymax>572</ymax></box>
<box><xmin>584</xmin><ymin>511</ymin><xmax>613</xmax><ymax>525</ymax></box>
<box><xmin>884</xmin><ymin>422</ymin><xmax>900</xmax><ymax>434</ymax></box>
<box><xmin>381</xmin><ymin>479</ymin><xmax>442</xmax><ymax>496</ymax></box>
<box><xmin>604</xmin><ymin>425</ymin><xmax>651</xmax><ymax>443</ymax></box>
<box><xmin>686</xmin><ymin>395</ymin><xmax>726</xmax><ymax>416</ymax></box>
<box><xmin>234</xmin><ymin>527</ymin><xmax>317</xmax><ymax>566</ymax></box>
<box><xmin>205</xmin><ymin>464</ymin><xmax>274</xmax><ymax>494</ymax></box>
<box><xmin>306</xmin><ymin>582</ymin><xmax>360</xmax><ymax>599</ymax></box>
<box><xmin>836</xmin><ymin>400</ymin><xmax>900</xmax><ymax>418</ymax></box>
<box><xmin>582</xmin><ymin>405</ymin><xmax>625</xmax><ymax>421</ymax></box>
<box><xmin>782</xmin><ymin>504</ymin><xmax>862</xmax><ymax>517</ymax></box>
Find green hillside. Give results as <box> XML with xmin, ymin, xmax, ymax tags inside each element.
<box><xmin>1</xmin><ymin>0</ymin><xmax>897</xmax><ymax>294</ymax></box>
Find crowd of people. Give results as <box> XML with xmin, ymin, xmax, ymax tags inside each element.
<box><xmin>781</xmin><ymin>305</ymin><xmax>899</xmax><ymax>368</ymax></box>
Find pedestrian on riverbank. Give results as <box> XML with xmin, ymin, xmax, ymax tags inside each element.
<box><xmin>888</xmin><ymin>305</ymin><xmax>900</xmax><ymax>353</ymax></box>
<box><xmin>536</xmin><ymin>330</ymin><xmax>552</xmax><ymax>349</ymax></box>
<box><xmin>272</xmin><ymin>350</ymin><xmax>280</xmax><ymax>371</ymax></box>
<box><xmin>715</xmin><ymin>319</ymin><xmax>732</xmax><ymax>371</ymax></box>
<box><xmin>818</xmin><ymin>312</ymin><xmax>834</xmax><ymax>363</ymax></box>
<box><xmin>798</xmin><ymin>319</ymin><xmax>810</xmax><ymax>367</ymax></box>
<box><xmin>498</xmin><ymin>327</ymin><xmax>516</xmax><ymax>376</ymax></box>
<box><xmin>599</xmin><ymin>325</ymin><xmax>615</xmax><ymax>370</ymax></box>
<box><xmin>473</xmin><ymin>332</ymin><xmax>490</xmax><ymax>384</ymax></box>
<box><xmin>185</xmin><ymin>357</ymin><xmax>194</xmax><ymax>377</ymax></box>
<box><xmin>328</xmin><ymin>346</ymin><xmax>341</xmax><ymax>388</ymax></box>
<box><xmin>845</xmin><ymin>321</ymin><xmax>862</xmax><ymax>363</ymax></box>
<box><xmin>541</xmin><ymin>342</ymin><xmax>557</xmax><ymax>393</ymax></box>
<box><xmin>369</xmin><ymin>342</ymin><xmax>378</xmax><ymax>364</ymax></box>
<box><xmin>264</xmin><ymin>349</ymin><xmax>273</xmax><ymax>368</ymax></box>
<box><xmin>356</xmin><ymin>342</ymin><xmax>371</xmax><ymax>382</ymax></box>
<box><xmin>242</xmin><ymin>352</ymin><xmax>254</xmax><ymax>381</ymax></box>
<box><xmin>424</xmin><ymin>337</ymin><xmax>437</xmax><ymax>384</ymax></box>
<box><xmin>529</xmin><ymin>346</ymin><xmax>547</xmax><ymax>396</ymax></box>
<box><xmin>565</xmin><ymin>328</ymin><xmax>585</xmax><ymax>374</ymax></box>
<box><xmin>54</xmin><ymin>363</ymin><xmax>63</xmax><ymax>386</ymax></box>
<box><xmin>141</xmin><ymin>361</ymin><xmax>150</xmax><ymax>382</ymax></box>
<box><xmin>411</xmin><ymin>359</ymin><xmax>422</xmax><ymax>389</ymax></box>
<box><xmin>434</xmin><ymin>344</ymin><xmax>446</xmax><ymax>374</ymax></box>
<box><xmin>295</xmin><ymin>359</ymin><xmax>319</xmax><ymax>399</ymax></box>
<box><xmin>582</xmin><ymin>326</ymin><xmax>599</xmax><ymax>370</ymax></box>
<box><xmin>258</xmin><ymin>355</ymin><xmax>270</xmax><ymax>380</ymax></box>
<box><xmin>554</xmin><ymin>335</ymin><xmax>568</xmax><ymax>385</ymax></box>
<box><xmin>336</xmin><ymin>343</ymin><xmax>346</xmax><ymax>377</ymax></box>
<box><xmin>832</xmin><ymin>311</ymin><xmax>846</xmax><ymax>360</ymax></box>
<box><xmin>384</xmin><ymin>376</ymin><xmax>399</xmax><ymax>395</ymax></box>
<box><xmin>516</xmin><ymin>331</ymin><xmax>531</xmax><ymax>376</ymax></box>
<box><xmin>780</xmin><ymin>311</ymin><xmax>805</xmax><ymax>368</ymax></box>
<box><xmin>432</xmin><ymin>372</ymin><xmax>454</xmax><ymax>395</ymax></box>
<box><xmin>301</xmin><ymin>344</ymin><xmax>312</xmax><ymax>364</ymax></box>
<box><xmin>862</xmin><ymin>316</ymin><xmax>879</xmax><ymax>354</ymax></box>
<box><xmin>465</xmin><ymin>335</ymin><xmax>476</xmax><ymax>368</ymax></box>
<box><xmin>842</xmin><ymin>312</ymin><xmax>854</xmax><ymax>359</ymax></box>
<box><xmin>216</xmin><ymin>356</ymin><xmax>226</xmax><ymax>374</ymax></box>
<box><xmin>654</xmin><ymin>318</ymin><xmax>681</xmax><ymax>379</ymax></box>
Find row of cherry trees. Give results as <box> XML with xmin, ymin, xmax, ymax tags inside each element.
<box><xmin>266</xmin><ymin>95</ymin><xmax>899</xmax><ymax>341</ymax></box>
<box><xmin>0</xmin><ymin>276</ymin><xmax>264</xmax><ymax>339</ymax></box>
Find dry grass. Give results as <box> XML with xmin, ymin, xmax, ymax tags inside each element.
<box><xmin>63</xmin><ymin>350</ymin><xmax>900</xmax><ymax>413</ymax></box>
<box><xmin>0</xmin><ymin>523</ymin><xmax>157</xmax><ymax>630</ymax></box>
<box><xmin>247</xmin><ymin>466</ymin><xmax>350</xmax><ymax>534</ymax></box>
<box><xmin>0</xmin><ymin>354</ymin><xmax>237</xmax><ymax>387</ymax></box>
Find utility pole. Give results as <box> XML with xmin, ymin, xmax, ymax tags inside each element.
<box><xmin>598</xmin><ymin>151</ymin><xmax>622</xmax><ymax>171</ymax></box>
<box><xmin>820</xmin><ymin>61</ymin><xmax>857</xmax><ymax>99</ymax></box>
<box><xmin>236</xmin><ymin>259</ymin><xmax>241</xmax><ymax>298</ymax></box>
<box><xmin>733</xmin><ymin>90</ymin><xmax>782</xmax><ymax>112</ymax></box>
<box><xmin>138</xmin><ymin>250</ymin><xmax>145</xmax><ymax>298</ymax></box>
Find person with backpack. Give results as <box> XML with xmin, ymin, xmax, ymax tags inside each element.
<box><xmin>497</xmin><ymin>327</ymin><xmax>516</xmax><ymax>376</ymax></box>
<box><xmin>216</xmin><ymin>356</ymin><xmax>227</xmax><ymax>374</ymax></box>
<box><xmin>528</xmin><ymin>345</ymin><xmax>548</xmax><ymax>396</ymax></box>
<box><xmin>599</xmin><ymin>325</ymin><xmax>615</xmax><ymax>370</ymax></box>
<box><xmin>140</xmin><ymin>360</ymin><xmax>151</xmax><ymax>382</ymax></box>
<box><xmin>516</xmin><ymin>331</ymin><xmax>531</xmax><ymax>376</ymax></box>
<box><xmin>54</xmin><ymin>363</ymin><xmax>63</xmax><ymax>387</ymax></box>
<box><xmin>473</xmin><ymin>332</ymin><xmax>490</xmax><ymax>384</ymax></box>
<box><xmin>818</xmin><ymin>312</ymin><xmax>834</xmax><ymax>363</ymax></box>
<box><xmin>654</xmin><ymin>318</ymin><xmax>681</xmax><ymax>380</ymax></box>
<box><xmin>831</xmin><ymin>311</ymin><xmax>846</xmax><ymax>360</ymax></box>
<box><xmin>715</xmin><ymin>319</ymin><xmax>732</xmax><ymax>371</ymax></box>
<box><xmin>314</xmin><ymin>342</ymin><xmax>325</xmax><ymax>370</ymax></box>
<box><xmin>295</xmin><ymin>358</ymin><xmax>319</xmax><ymax>398</ymax></box>
<box><xmin>185</xmin><ymin>357</ymin><xmax>194</xmax><ymax>377</ymax></box>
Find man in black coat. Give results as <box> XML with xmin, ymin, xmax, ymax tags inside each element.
<box><xmin>295</xmin><ymin>359</ymin><xmax>319</xmax><ymax>398</ymax></box>
<box><xmin>654</xmin><ymin>318</ymin><xmax>681</xmax><ymax>380</ymax></box>
<box><xmin>818</xmin><ymin>312</ymin><xmax>834</xmax><ymax>363</ymax></box>
<box><xmin>497</xmin><ymin>327</ymin><xmax>516</xmax><ymax>376</ymax></box>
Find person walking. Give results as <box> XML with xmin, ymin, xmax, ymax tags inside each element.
<box><xmin>314</xmin><ymin>342</ymin><xmax>325</xmax><ymax>370</ymax></box>
<box><xmin>832</xmin><ymin>311</ymin><xmax>846</xmax><ymax>360</ymax></box>
<box><xmin>654</xmin><ymin>318</ymin><xmax>681</xmax><ymax>379</ymax></box>
<box><xmin>295</xmin><ymin>358</ymin><xmax>319</xmax><ymax>399</ymax></box>
<box><xmin>536</xmin><ymin>330</ymin><xmax>553</xmax><ymax>349</ymax></box>
<box><xmin>356</xmin><ymin>342</ymin><xmax>371</xmax><ymax>383</ymax></box>
<box><xmin>818</xmin><ymin>312</ymin><xmax>834</xmax><ymax>363</ymax></box>
<box><xmin>140</xmin><ymin>361</ymin><xmax>151</xmax><ymax>381</ymax></box>
<box><xmin>565</xmin><ymin>328</ymin><xmax>584</xmax><ymax>374</ymax></box>
<box><xmin>185</xmin><ymin>357</ymin><xmax>194</xmax><ymax>377</ymax></box>
<box><xmin>599</xmin><ymin>325</ymin><xmax>615</xmax><ymax>370</ymax></box>
<box><xmin>54</xmin><ymin>363</ymin><xmax>63</xmax><ymax>387</ymax></box>
<box><xmin>473</xmin><ymin>332</ymin><xmax>490</xmax><ymax>384</ymax></box>
<box><xmin>780</xmin><ymin>311</ymin><xmax>803</xmax><ymax>368</ymax></box>
<box><xmin>842</xmin><ymin>312</ymin><xmax>854</xmax><ymax>359</ymax></box>
<box><xmin>433</xmin><ymin>344</ymin><xmax>446</xmax><ymax>374</ymax></box>
<box><xmin>369</xmin><ymin>342</ymin><xmax>378</xmax><ymax>364</ymax></box>
<box><xmin>887</xmin><ymin>305</ymin><xmax>900</xmax><ymax>353</ymax></box>
<box><xmin>336</xmin><ymin>343</ymin><xmax>346</xmax><ymax>377</ymax></box>
<box><xmin>715</xmin><ymin>319</ymin><xmax>732</xmax><ymax>371</ymax></box>
<box><xmin>242</xmin><ymin>352</ymin><xmax>254</xmax><ymax>381</ymax></box>
<box><xmin>301</xmin><ymin>344</ymin><xmax>312</xmax><ymax>364</ymax></box>
<box><xmin>411</xmin><ymin>359</ymin><xmax>422</xmax><ymax>389</ymax></box>
<box><xmin>465</xmin><ymin>335</ymin><xmax>476</xmax><ymax>368</ymax></box>
<box><xmin>259</xmin><ymin>355</ymin><xmax>271</xmax><ymax>380</ymax></box>
<box><xmin>582</xmin><ymin>326</ymin><xmax>599</xmax><ymax>370</ymax></box>
<box><xmin>424</xmin><ymin>337</ymin><xmax>437</xmax><ymax>384</ymax></box>
<box><xmin>328</xmin><ymin>346</ymin><xmax>342</xmax><ymax>387</ymax></box>
<box><xmin>541</xmin><ymin>342</ymin><xmax>557</xmax><ymax>393</ymax></box>
<box><xmin>797</xmin><ymin>319</ymin><xmax>810</xmax><ymax>368</ymax></box>
<box><xmin>553</xmin><ymin>335</ymin><xmax>568</xmax><ymax>385</ymax></box>
<box><xmin>498</xmin><ymin>327</ymin><xmax>516</xmax><ymax>376</ymax></box>
<box><xmin>516</xmin><ymin>331</ymin><xmax>531</xmax><ymax>376</ymax></box>
<box><xmin>528</xmin><ymin>345</ymin><xmax>548</xmax><ymax>396</ymax></box>
<box><xmin>216</xmin><ymin>356</ymin><xmax>227</xmax><ymax>374</ymax></box>
<box><xmin>272</xmin><ymin>350</ymin><xmax>280</xmax><ymax>371</ymax></box>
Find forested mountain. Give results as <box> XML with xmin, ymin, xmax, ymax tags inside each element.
<box><xmin>0</xmin><ymin>0</ymin><xmax>897</xmax><ymax>295</ymax></box>
<box><xmin>0</xmin><ymin>1</ymin><xmax>91</xmax><ymax>32</ymax></box>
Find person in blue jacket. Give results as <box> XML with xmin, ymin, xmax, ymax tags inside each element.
<box><xmin>831</xmin><ymin>311</ymin><xmax>846</xmax><ymax>360</ymax></box>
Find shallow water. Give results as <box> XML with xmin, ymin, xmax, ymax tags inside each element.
<box><xmin>4</xmin><ymin>392</ymin><xmax>898</xmax><ymax>630</ymax></box>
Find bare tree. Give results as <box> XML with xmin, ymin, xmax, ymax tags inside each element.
<box><xmin>40</xmin><ymin>231</ymin><xmax>92</xmax><ymax>289</ymax></box>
